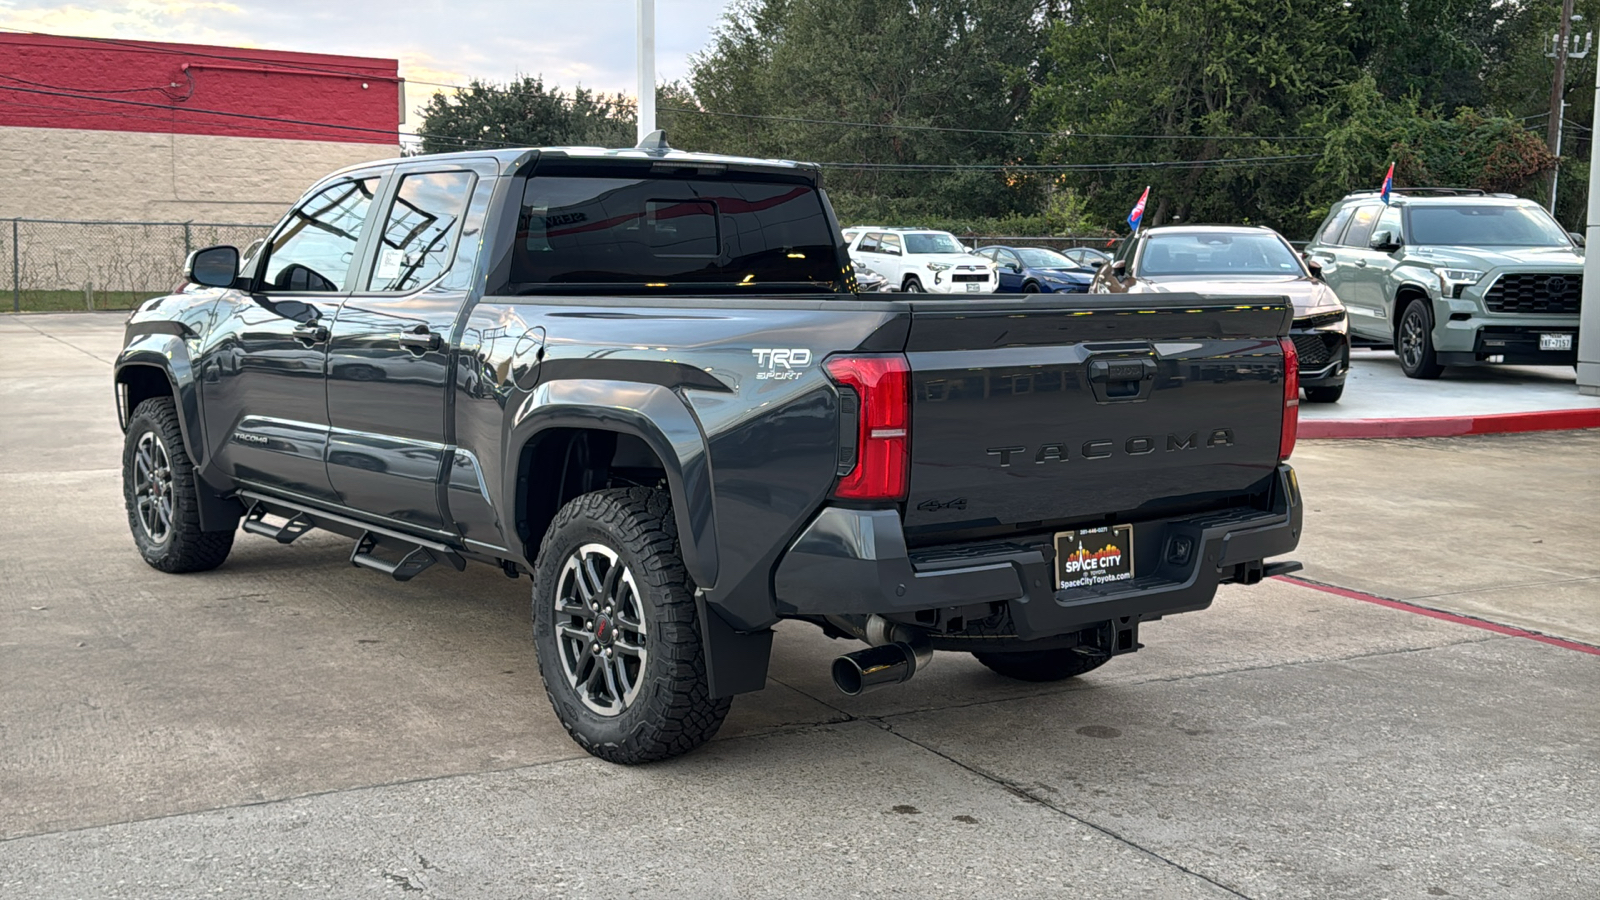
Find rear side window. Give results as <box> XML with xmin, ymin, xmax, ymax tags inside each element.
<box><xmin>1316</xmin><ymin>205</ymin><xmax>1356</xmax><ymax>245</ymax></box>
<box><xmin>369</xmin><ymin>170</ymin><xmax>476</xmax><ymax>292</ymax></box>
<box><xmin>508</xmin><ymin>175</ymin><xmax>843</xmax><ymax>290</ymax></box>
<box><xmin>1340</xmin><ymin>205</ymin><xmax>1382</xmax><ymax>247</ymax></box>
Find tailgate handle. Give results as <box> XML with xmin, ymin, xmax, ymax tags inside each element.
<box><xmin>1087</xmin><ymin>357</ymin><xmax>1156</xmax><ymax>402</ymax></box>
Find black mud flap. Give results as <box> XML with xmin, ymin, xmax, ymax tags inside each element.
<box><xmin>696</xmin><ymin>591</ymin><xmax>774</xmax><ymax>698</ymax></box>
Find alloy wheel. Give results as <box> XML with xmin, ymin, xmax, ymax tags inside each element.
<box><xmin>1400</xmin><ymin>310</ymin><xmax>1426</xmax><ymax>369</ymax></box>
<box><xmin>132</xmin><ymin>431</ymin><xmax>175</xmax><ymax>544</ymax></box>
<box><xmin>553</xmin><ymin>543</ymin><xmax>648</xmax><ymax>716</ymax></box>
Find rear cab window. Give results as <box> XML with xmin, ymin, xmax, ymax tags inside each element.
<box><xmin>500</xmin><ymin>160</ymin><xmax>846</xmax><ymax>294</ymax></box>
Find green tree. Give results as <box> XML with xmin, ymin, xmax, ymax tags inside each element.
<box><xmin>417</xmin><ymin>76</ymin><xmax>635</xmax><ymax>154</ymax></box>
<box><xmin>664</xmin><ymin>0</ymin><xmax>1053</xmax><ymax>222</ymax></box>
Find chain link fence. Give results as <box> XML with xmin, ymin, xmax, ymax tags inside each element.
<box><xmin>4</xmin><ymin>219</ymin><xmax>273</xmax><ymax>313</ymax></box>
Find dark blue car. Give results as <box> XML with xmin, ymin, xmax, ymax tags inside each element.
<box><xmin>974</xmin><ymin>245</ymin><xmax>1100</xmax><ymax>293</ymax></box>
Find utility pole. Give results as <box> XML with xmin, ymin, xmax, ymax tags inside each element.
<box><xmin>1547</xmin><ymin>0</ymin><xmax>1587</xmax><ymax>214</ymax></box>
<box><xmin>1578</xmin><ymin>53</ymin><xmax>1600</xmax><ymax>395</ymax></box>
<box><xmin>636</xmin><ymin>0</ymin><xmax>656</xmax><ymax>144</ymax></box>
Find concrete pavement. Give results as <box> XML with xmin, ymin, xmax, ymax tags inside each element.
<box><xmin>2</xmin><ymin>313</ymin><xmax>1597</xmax><ymax>899</ymax></box>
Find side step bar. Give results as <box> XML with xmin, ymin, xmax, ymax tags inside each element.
<box><xmin>236</xmin><ymin>490</ymin><xmax>467</xmax><ymax>582</ymax></box>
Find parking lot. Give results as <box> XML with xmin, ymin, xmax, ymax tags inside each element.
<box><xmin>2</xmin><ymin>313</ymin><xmax>1597</xmax><ymax>899</ymax></box>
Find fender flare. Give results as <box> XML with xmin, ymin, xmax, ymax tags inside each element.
<box><xmin>1388</xmin><ymin>279</ymin><xmax>1437</xmax><ymax>332</ymax></box>
<box><xmin>114</xmin><ymin>332</ymin><xmax>204</xmax><ymax>467</ymax></box>
<box><xmin>502</xmin><ymin>379</ymin><xmax>719</xmax><ymax>589</ymax></box>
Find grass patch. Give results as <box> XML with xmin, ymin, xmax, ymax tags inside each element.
<box><xmin>1</xmin><ymin>289</ymin><xmax>156</xmax><ymax>313</ymax></box>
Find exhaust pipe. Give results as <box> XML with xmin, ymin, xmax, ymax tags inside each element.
<box><xmin>827</xmin><ymin>615</ymin><xmax>933</xmax><ymax>696</ymax></box>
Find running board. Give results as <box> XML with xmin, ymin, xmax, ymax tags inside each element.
<box><xmin>241</xmin><ymin>501</ymin><xmax>314</xmax><ymax>544</ymax></box>
<box><xmin>235</xmin><ymin>490</ymin><xmax>467</xmax><ymax>582</ymax></box>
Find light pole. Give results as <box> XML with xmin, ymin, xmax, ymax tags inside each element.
<box><xmin>636</xmin><ymin>0</ymin><xmax>656</xmax><ymax>143</ymax></box>
<box><xmin>1580</xmin><ymin>51</ymin><xmax>1600</xmax><ymax>395</ymax></box>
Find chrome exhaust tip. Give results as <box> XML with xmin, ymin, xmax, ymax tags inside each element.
<box><xmin>830</xmin><ymin>640</ymin><xmax>931</xmax><ymax>696</ymax></box>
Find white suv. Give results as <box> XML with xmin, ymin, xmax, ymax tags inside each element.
<box><xmin>848</xmin><ymin>229</ymin><xmax>996</xmax><ymax>293</ymax></box>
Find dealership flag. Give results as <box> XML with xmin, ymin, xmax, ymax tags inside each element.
<box><xmin>1127</xmin><ymin>185</ymin><xmax>1150</xmax><ymax>231</ymax></box>
<box><xmin>1380</xmin><ymin>162</ymin><xmax>1394</xmax><ymax>204</ymax></box>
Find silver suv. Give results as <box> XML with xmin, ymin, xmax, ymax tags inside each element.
<box><xmin>1304</xmin><ymin>189</ymin><xmax>1582</xmax><ymax>378</ymax></box>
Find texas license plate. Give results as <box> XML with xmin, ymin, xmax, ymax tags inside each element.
<box><xmin>966</xmin><ymin>283</ymin><xmax>981</xmax><ymax>292</ymax></box>
<box><xmin>1540</xmin><ymin>333</ymin><xmax>1573</xmax><ymax>351</ymax></box>
<box><xmin>1054</xmin><ymin>524</ymin><xmax>1135</xmax><ymax>590</ymax></box>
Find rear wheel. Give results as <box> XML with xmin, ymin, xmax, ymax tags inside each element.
<box><xmin>1303</xmin><ymin>384</ymin><xmax>1344</xmax><ymax>403</ymax></box>
<box><xmin>122</xmin><ymin>397</ymin><xmax>234</xmax><ymax>573</ymax></box>
<box><xmin>532</xmin><ymin>487</ymin><xmax>730</xmax><ymax>764</ymax></box>
<box><xmin>972</xmin><ymin>648</ymin><xmax>1113</xmax><ymax>682</ymax></box>
<box><xmin>1397</xmin><ymin>299</ymin><xmax>1445</xmax><ymax>379</ymax></box>
<box><xmin>902</xmin><ymin>276</ymin><xmax>925</xmax><ymax>292</ymax></box>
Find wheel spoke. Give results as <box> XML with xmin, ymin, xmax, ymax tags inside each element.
<box><xmin>556</xmin><ymin>600</ymin><xmax>591</xmax><ymax>620</ymax></box>
<box><xmin>598</xmin><ymin>653</ymin><xmax>622</xmax><ymax>705</ymax></box>
<box><xmin>609</xmin><ymin>654</ymin><xmax>634</xmax><ymax>696</ymax></box>
<box><xmin>582</xmin><ymin>557</ymin><xmax>606</xmax><ymax>604</ymax></box>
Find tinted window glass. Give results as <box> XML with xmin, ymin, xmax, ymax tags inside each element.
<box><xmin>879</xmin><ymin>234</ymin><xmax>903</xmax><ymax>255</ymax></box>
<box><xmin>1016</xmin><ymin>248</ymin><xmax>1071</xmax><ymax>268</ymax></box>
<box><xmin>1138</xmin><ymin>233</ymin><xmax>1302</xmax><ymax>276</ymax></box>
<box><xmin>1375</xmin><ymin>206</ymin><xmax>1403</xmax><ymax>242</ymax></box>
<box><xmin>1408</xmin><ymin>205</ymin><xmax>1570</xmax><ymax>247</ymax></box>
<box><xmin>265</xmin><ymin>177</ymin><xmax>380</xmax><ymax>292</ymax></box>
<box><xmin>510</xmin><ymin>175</ymin><xmax>841</xmax><ymax>289</ymax></box>
<box><xmin>857</xmin><ymin>234</ymin><xmax>881</xmax><ymax>253</ymax></box>
<box><xmin>1341</xmin><ymin>205</ymin><xmax>1381</xmax><ymax>248</ymax></box>
<box><xmin>369</xmin><ymin>171</ymin><xmax>475</xmax><ymax>291</ymax></box>
<box><xmin>1317</xmin><ymin>205</ymin><xmax>1356</xmax><ymax>245</ymax></box>
<box><xmin>905</xmin><ymin>233</ymin><xmax>963</xmax><ymax>254</ymax></box>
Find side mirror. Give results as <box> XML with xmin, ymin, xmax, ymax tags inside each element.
<box><xmin>184</xmin><ymin>245</ymin><xmax>239</xmax><ymax>288</ymax></box>
<box><xmin>1006</xmin><ymin>263</ymin><xmax>1022</xmax><ymax>273</ymax></box>
<box><xmin>1305</xmin><ymin>258</ymin><xmax>1325</xmax><ymax>280</ymax></box>
<box><xmin>1088</xmin><ymin>259</ymin><xmax>1106</xmax><ymax>269</ymax></box>
<box><xmin>1111</xmin><ymin>259</ymin><xmax>1127</xmax><ymax>277</ymax></box>
<box><xmin>1368</xmin><ymin>230</ymin><xmax>1401</xmax><ymax>252</ymax></box>
<box><xmin>1569</xmin><ymin>232</ymin><xmax>1585</xmax><ymax>247</ymax></box>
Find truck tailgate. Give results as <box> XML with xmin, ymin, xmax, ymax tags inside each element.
<box><xmin>901</xmin><ymin>294</ymin><xmax>1292</xmax><ymax>538</ymax></box>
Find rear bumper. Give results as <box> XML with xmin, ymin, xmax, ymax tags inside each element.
<box><xmin>772</xmin><ymin>465</ymin><xmax>1302</xmax><ymax>640</ymax></box>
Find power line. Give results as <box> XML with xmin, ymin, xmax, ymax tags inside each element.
<box><xmin>818</xmin><ymin>154</ymin><xmax>1321</xmax><ymax>172</ymax></box>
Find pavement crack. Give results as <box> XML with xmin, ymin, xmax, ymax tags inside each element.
<box><xmin>10</xmin><ymin>318</ymin><xmax>116</xmax><ymax>365</ymax></box>
<box><xmin>875</xmin><ymin>721</ymin><xmax>1257</xmax><ymax>900</ymax></box>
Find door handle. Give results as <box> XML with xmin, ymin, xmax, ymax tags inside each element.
<box><xmin>291</xmin><ymin>322</ymin><xmax>329</xmax><ymax>344</ymax></box>
<box><xmin>399</xmin><ymin>325</ymin><xmax>442</xmax><ymax>353</ymax></box>
<box><xmin>1352</xmin><ymin>259</ymin><xmax>1368</xmax><ymax>268</ymax></box>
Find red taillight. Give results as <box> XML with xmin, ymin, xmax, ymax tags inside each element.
<box><xmin>824</xmin><ymin>354</ymin><xmax>910</xmax><ymax>501</ymax></box>
<box><xmin>1279</xmin><ymin>337</ymin><xmax>1299</xmax><ymax>460</ymax></box>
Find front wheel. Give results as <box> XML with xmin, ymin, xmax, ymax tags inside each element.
<box><xmin>122</xmin><ymin>397</ymin><xmax>234</xmax><ymax>573</ymax></box>
<box><xmin>972</xmin><ymin>648</ymin><xmax>1113</xmax><ymax>682</ymax></box>
<box><xmin>1022</xmin><ymin>282</ymin><xmax>1041</xmax><ymax>293</ymax></box>
<box><xmin>1397</xmin><ymin>299</ymin><xmax>1445</xmax><ymax>379</ymax></box>
<box><xmin>902</xmin><ymin>276</ymin><xmax>925</xmax><ymax>292</ymax></box>
<box><xmin>532</xmin><ymin>487</ymin><xmax>730</xmax><ymax>764</ymax></box>
<box><xmin>1303</xmin><ymin>384</ymin><xmax>1344</xmax><ymax>403</ymax></box>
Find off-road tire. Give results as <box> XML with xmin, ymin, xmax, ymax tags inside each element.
<box><xmin>972</xmin><ymin>647</ymin><xmax>1114</xmax><ymax>682</ymax></box>
<box><xmin>902</xmin><ymin>275</ymin><xmax>925</xmax><ymax>292</ymax></box>
<box><xmin>532</xmin><ymin>487</ymin><xmax>730</xmax><ymax>764</ymax></box>
<box><xmin>1303</xmin><ymin>384</ymin><xmax>1344</xmax><ymax>403</ymax></box>
<box><xmin>1397</xmin><ymin>299</ymin><xmax>1445</xmax><ymax>379</ymax></box>
<box><xmin>122</xmin><ymin>397</ymin><xmax>235</xmax><ymax>573</ymax></box>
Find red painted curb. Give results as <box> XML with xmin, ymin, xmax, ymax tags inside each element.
<box><xmin>1298</xmin><ymin>406</ymin><xmax>1600</xmax><ymax>439</ymax></box>
<box><xmin>1275</xmin><ymin>575</ymin><xmax>1600</xmax><ymax>657</ymax></box>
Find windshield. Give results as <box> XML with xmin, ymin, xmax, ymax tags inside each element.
<box><xmin>1016</xmin><ymin>248</ymin><xmax>1073</xmax><ymax>268</ymax></box>
<box><xmin>1407</xmin><ymin>205</ymin><xmax>1571</xmax><ymax>247</ymax></box>
<box><xmin>1138</xmin><ymin>232</ymin><xmax>1302</xmax><ymax>277</ymax></box>
<box><xmin>904</xmin><ymin>233</ymin><xmax>964</xmax><ymax>254</ymax></box>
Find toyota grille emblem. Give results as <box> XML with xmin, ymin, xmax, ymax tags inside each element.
<box><xmin>1547</xmin><ymin>276</ymin><xmax>1568</xmax><ymax>295</ymax></box>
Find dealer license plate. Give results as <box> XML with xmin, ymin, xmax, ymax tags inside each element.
<box><xmin>966</xmin><ymin>283</ymin><xmax>981</xmax><ymax>292</ymax></box>
<box><xmin>1540</xmin><ymin>333</ymin><xmax>1573</xmax><ymax>351</ymax></box>
<box><xmin>1054</xmin><ymin>524</ymin><xmax>1135</xmax><ymax>591</ymax></box>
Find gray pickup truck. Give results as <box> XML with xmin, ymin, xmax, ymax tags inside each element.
<box><xmin>114</xmin><ymin>135</ymin><xmax>1304</xmax><ymax>763</ymax></box>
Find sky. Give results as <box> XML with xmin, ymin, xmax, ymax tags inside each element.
<box><xmin>0</xmin><ymin>0</ymin><xmax>733</xmax><ymax>132</ymax></box>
